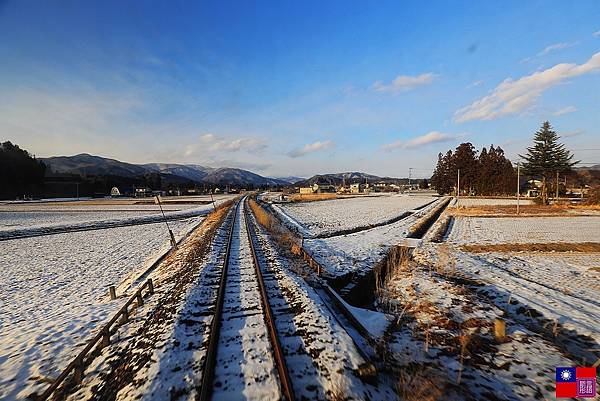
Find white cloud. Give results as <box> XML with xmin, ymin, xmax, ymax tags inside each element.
<box><xmin>562</xmin><ymin>129</ymin><xmax>584</xmax><ymax>138</ymax></box>
<box><xmin>200</xmin><ymin>133</ymin><xmax>217</xmax><ymax>143</ymax></box>
<box><xmin>382</xmin><ymin>131</ymin><xmax>455</xmax><ymax>151</ymax></box>
<box><xmin>372</xmin><ymin>73</ymin><xmax>438</xmax><ymax>93</ymax></box>
<box><xmin>553</xmin><ymin>106</ymin><xmax>577</xmax><ymax>116</ymax></box>
<box><xmin>454</xmin><ymin>52</ymin><xmax>600</xmax><ymax>122</ymax></box>
<box><xmin>593</xmin><ymin>30</ymin><xmax>600</xmax><ymax>37</ymax></box>
<box><xmin>197</xmin><ymin>133</ymin><xmax>267</xmax><ymax>152</ymax></box>
<box><xmin>287</xmin><ymin>140</ymin><xmax>334</xmax><ymax>158</ymax></box>
<box><xmin>537</xmin><ymin>42</ymin><xmax>577</xmax><ymax>56</ymax></box>
<box><xmin>467</xmin><ymin>80</ymin><xmax>484</xmax><ymax>88</ymax></box>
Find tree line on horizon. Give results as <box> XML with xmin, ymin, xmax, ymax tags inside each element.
<box><xmin>430</xmin><ymin>121</ymin><xmax>580</xmax><ymax>204</ymax></box>
<box><xmin>0</xmin><ymin>141</ymin><xmax>47</xmax><ymax>200</ymax></box>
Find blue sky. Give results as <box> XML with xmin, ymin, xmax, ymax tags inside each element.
<box><xmin>1</xmin><ymin>1</ymin><xmax>599</xmax><ymax>178</ymax></box>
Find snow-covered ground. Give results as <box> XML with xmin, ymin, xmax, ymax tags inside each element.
<box><xmin>381</xmin><ymin>258</ymin><xmax>587</xmax><ymax>400</ymax></box>
<box><xmin>1</xmin><ymin>210</ymin><xmax>159</xmax><ymax>230</ymax></box>
<box><xmin>455</xmin><ymin>197</ymin><xmax>534</xmax><ymax>206</ymax></box>
<box><xmin>383</xmin><ymin>207</ymin><xmax>600</xmax><ymax>399</ymax></box>
<box><xmin>273</xmin><ymin>194</ymin><xmax>435</xmax><ymax>238</ymax></box>
<box><xmin>447</xmin><ymin>216</ymin><xmax>600</xmax><ymax>245</ymax></box>
<box><xmin>304</xmin><ymin>199</ymin><xmax>441</xmax><ymax>277</ymax></box>
<box><xmin>0</xmin><ymin>216</ymin><xmax>202</xmax><ymax>400</ymax></box>
<box><xmin>0</xmin><ymin>201</ymin><xmax>228</xmax><ymax>240</ymax></box>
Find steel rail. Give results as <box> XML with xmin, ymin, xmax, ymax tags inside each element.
<box><xmin>198</xmin><ymin>200</ymin><xmax>240</xmax><ymax>401</ymax></box>
<box><xmin>244</xmin><ymin>198</ymin><xmax>296</xmax><ymax>401</ymax></box>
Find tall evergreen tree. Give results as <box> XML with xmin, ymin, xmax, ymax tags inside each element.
<box><xmin>431</xmin><ymin>150</ymin><xmax>453</xmax><ymax>195</ymax></box>
<box><xmin>520</xmin><ymin>121</ymin><xmax>578</xmax><ymax>204</ymax></box>
<box><xmin>452</xmin><ymin>142</ymin><xmax>479</xmax><ymax>195</ymax></box>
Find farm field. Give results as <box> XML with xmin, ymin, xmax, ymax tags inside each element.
<box><xmin>0</xmin><ymin>198</ymin><xmax>234</xmax><ymax>240</ymax></box>
<box><xmin>455</xmin><ymin>197</ymin><xmax>534</xmax><ymax>206</ymax></box>
<box><xmin>273</xmin><ymin>194</ymin><xmax>436</xmax><ymax>238</ymax></box>
<box><xmin>303</xmin><ymin>199</ymin><xmax>442</xmax><ymax>278</ymax></box>
<box><xmin>446</xmin><ymin>216</ymin><xmax>600</xmax><ymax>244</ymax></box>
<box><xmin>0</xmin><ymin>212</ymin><xmax>202</xmax><ymax>400</ymax></box>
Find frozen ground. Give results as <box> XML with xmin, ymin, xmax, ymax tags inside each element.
<box><xmin>381</xmin><ymin>208</ymin><xmax>600</xmax><ymax>399</ymax></box>
<box><xmin>273</xmin><ymin>194</ymin><xmax>435</xmax><ymax>238</ymax></box>
<box><xmin>1</xmin><ymin>210</ymin><xmax>158</xmax><ymax>230</ymax></box>
<box><xmin>455</xmin><ymin>198</ymin><xmax>534</xmax><ymax>206</ymax></box>
<box><xmin>304</xmin><ymin>199</ymin><xmax>442</xmax><ymax>278</ymax></box>
<box><xmin>0</xmin><ymin>217</ymin><xmax>202</xmax><ymax>400</ymax></box>
<box><xmin>447</xmin><ymin>216</ymin><xmax>600</xmax><ymax>245</ymax></box>
<box><xmin>0</xmin><ymin>201</ymin><xmax>229</xmax><ymax>240</ymax></box>
<box><xmin>381</xmin><ymin>259</ymin><xmax>587</xmax><ymax>400</ymax></box>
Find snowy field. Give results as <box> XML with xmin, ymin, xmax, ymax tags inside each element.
<box><xmin>0</xmin><ymin>200</ymin><xmax>231</xmax><ymax>240</ymax></box>
<box><xmin>0</xmin><ymin>217</ymin><xmax>202</xmax><ymax>400</ymax></box>
<box><xmin>304</xmin><ymin>199</ymin><xmax>441</xmax><ymax>277</ymax></box>
<box><xmin>383</xmin><ymin>255</ymin><xmax>590</xmax><ymax>400</ymax></box>
<box><xmin>273</xmin><ymin>194</ymin><xmax>435</xmax><ymax>238</ymax></box>
<box><xmin>460</xmin><ymin>252</ymin><xmax>600</xmax><ymax>341</ymax></box>
<box><xmin>447</xmin><ymin>216</ymin><xmax>600</xmax><ymax>245</ymax></box>
<box><xmin>455</xmin><ymin>197</ymin><xmax>534</xmax><ymax>206</ymax></box>
<box><xmin>1</xmin><ymin>210</ymin><xmax>158</xmax><ymax>230</ymax></box>
<box><xmin>391</xmin><ymin>207</ymin><xmax>600</xmax><ymax>398</ymax></box>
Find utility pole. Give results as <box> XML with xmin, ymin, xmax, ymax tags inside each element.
<box><xmin>556</xmin><ymin>170</ymin><xmax>559</xmax><ymax>202</ymax></box>
<box><xmin>210</xmin><ymin>190</ymin><xmax>216</xmax><ymax>212</ymax></box>
<box><xmin>408</xmin><ymin>168</ymin><xmax>412</xmax><ymax>195</ymax></box>
<box><xmin>457</xmin><ymin>169</ymin><xmax>460</xmax><ymax>206</ymax></box>
<box><xmin>516</xmin><ymin>163</ymin><xmax>520</xmax><ymax>215</ymax></box>
<box><xmin>156</xmin><ymin>195</ymin><xmax>177</xmax><ymax>249</ymax></box>
<box><xmin>76</xmin><ymin>182</ymin><xmax>79</xmax><ymax>200</ymax></box>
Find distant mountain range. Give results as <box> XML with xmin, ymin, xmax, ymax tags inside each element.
<box><xmin>577</xmin><ymin>164</ymin><xmax>600</xmax><ymax>171</ymax></box>
<box><xmin>40</xmin><ymin>153</ymin><xmax>407</xmax><ymax>189</ymax></box>
<box><xmin>41</xmin><ymin>154</ymin><xmax>288</xmax><ymax>187</ymax></box>
<box><xmin>269</xmin><ymin>176</ymin><xmax>305</xmax><ymax>184</ymax></box>
<box><xmin>294</xmin><ymin>172</ymin><xmax>404</xmax><ymax>187</ymax></box>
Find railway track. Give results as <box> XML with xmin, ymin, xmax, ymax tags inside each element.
<box><xmin>197</xmin><ymin>196</ymin><xmax>381</xmax><ymax>400</ymax></box>
<box><xmin>198</xmin><ymin>197</ymin><xmax>294</xmax><ymax>401</ymax></box>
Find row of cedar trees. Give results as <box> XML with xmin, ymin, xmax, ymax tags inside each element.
<box><xmin>430</xmin><ymin>122</ymin><xmax>578</xmax><ymax>203</ymax></box>
<box><xmin>430</xmin><ymin>143</ymin><xmax>515</xmax><ymax>196</ymax></box>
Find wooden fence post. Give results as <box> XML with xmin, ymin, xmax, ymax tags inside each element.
<box><xmin>147</xmin><ymin>279</ymin><xmax>154</xmax><ymax>294</ymax></box>
<box><xmin>73</xmin><ymin>356</ymin><xmax>84</xmax><ymax>383</ymax></box>
<box><xmin>109</xmin><ymin>286</ymin><xmax>117</xmax><ymax>300</ymax></box>
<box><xmin>494</xmin><ymin>318</ymin><xmax>506</xmax><ymax>341</ymax></box>
<box><xmin>101</xmin><ymin>327</ymin><xmax>110</xmax><ymax>348</ymax></box>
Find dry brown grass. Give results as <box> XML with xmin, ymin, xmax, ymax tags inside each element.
<box><xmin>450</xmin><ymin>203</ymin><xmax>600</xmax><ymax>217</ymax></box>
<box><xmin>288</xmin><ymin>193</ymin><xmax>339</xmax><ymax>202</ymax></box>
<box><xmin>248</xmin><ymin>198</ymin><xmax>300</xmax><ymax>250</ymax></box>
<box><xmin>395</xmin><ymin>366</ymin><xmax>444</xmax><ymax>401</ymax></box>
<box><xmin>461</xmin><ymin>242</ymin><xmax>600</xmax><ymax>253</ymax></box>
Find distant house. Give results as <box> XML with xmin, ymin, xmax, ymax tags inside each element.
<box><xmin>350</xmin><ymin>183</ymin><xmax>362</xmax><ymax>193</ymax></box>
<box><xmin>299</xmin><ymin>183</ymin><xmax>336</xmax><ymax>194</ymax></box>
<box><xmin>134</xmin><ymin>187</ymin><xmax>152</xmax><ymax>197</ymax></box>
